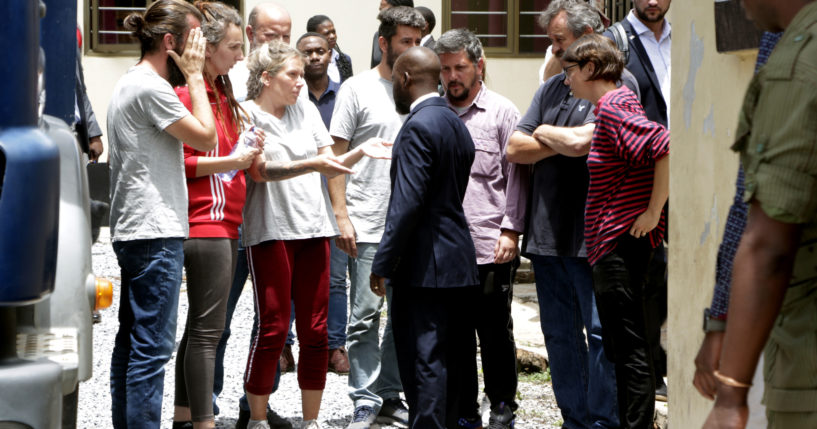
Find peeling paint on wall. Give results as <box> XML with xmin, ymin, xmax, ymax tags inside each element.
<box><xmin>700</xmin><ymin>195</ymin><xmax>719</xmax><ymax>245</ymax></box>
<box><xmin>703</xmin><ymin>104</ymin><xmax>715</xmax><ymax>136</ymax></box>
<box><xmin>684</xmin><ymin>21</ymin><xmax>705</xmax><ymax>129</ymax></box>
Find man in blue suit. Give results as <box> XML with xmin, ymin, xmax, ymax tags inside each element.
<box><xmin>370</xmin><ymin>46</ymin><xmax>479</xmax><ymax>429</ymax></box>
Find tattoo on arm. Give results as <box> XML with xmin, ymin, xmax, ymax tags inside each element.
<box><xmin>258</xmin><ymin>160</ymin><xmax>315</xmax><ymax>181</ymax></box>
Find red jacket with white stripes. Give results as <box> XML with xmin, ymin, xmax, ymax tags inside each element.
<box><xmin>176</xmin><ymin>81</ymin><xmax>246</xmax><ymax>239</ymax></box>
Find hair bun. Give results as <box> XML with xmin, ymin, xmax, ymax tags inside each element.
<box><xmin>123</xmin><ymin>12</ymin><xmax>145</xmax><ymax>34</ymax></box>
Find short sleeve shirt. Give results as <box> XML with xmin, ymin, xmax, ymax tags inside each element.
<box><xmin>516</xmin><ymin>73</ymin><xmax>595</xmax><ymax>258</ymax></box>
<box><xmin>733</xmin><ymin>1</ymin><xmax>817</xmax><ymax>285</ymax></box>
<box><xmin>329</xmin><ymin>69</ymin><xmax>406</xmax><ymax>243</ymax></box>
<box><xmin>241</xmin><ymin>98</ymin><xmax>339</xmax><ymax>246</ymax></box>
<box><xmin>106</xmin><ymin>65</ymin><xmax>189</xmax><ymax>242</ymax></box>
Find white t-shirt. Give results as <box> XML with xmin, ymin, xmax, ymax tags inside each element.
<box><xmin>228</xmin><ymin>60</ymin><xmax>250</xmax><ymax>102</ymax></box>
<box><xmin>241</xmin><ymin>98</ymin><xmax>339</xmax><ymax>246</ymax></box>
<box><xmin>106</xmin><ymin>65</ymin><xmax>189</xmax><ymax>242</ymax></box>
<box><xmin>329</xmin><ymin>68</ymin><xmax>406</xmax><ymax>243</ymax></box>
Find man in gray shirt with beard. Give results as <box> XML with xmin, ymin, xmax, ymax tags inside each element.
<box><xmin>106</xmin><ymin>1</ymin><xmax>216</xmax><ymax>427</ymax></box>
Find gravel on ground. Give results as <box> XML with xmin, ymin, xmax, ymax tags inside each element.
<box><xmin>79</xmin><ymin>228</ymin><xmax>562</xmax><ymax>428</ymax></box>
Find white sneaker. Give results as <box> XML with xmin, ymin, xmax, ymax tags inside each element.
<box><xmin>248</xmin><ymin>420</ymin><xmax>271</xmax><ymax>429</ymax></box>
<box><xmin>301</xmin><ymin>419</ymin><xmax>321</xmax><ymax>429</ymax></box>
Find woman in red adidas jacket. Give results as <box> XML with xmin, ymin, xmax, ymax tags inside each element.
<box><xmin>171</xmin><ymin>3</ymin><xmax>262</xmax><ymax>428</ymax></box>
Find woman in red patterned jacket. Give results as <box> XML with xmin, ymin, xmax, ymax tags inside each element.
<box><xmin>561</xmin><ymin>33</ymin><xmax>669</xmax><ymax>429</ymax></box>
<box><xmin>171</xmin><ymin>3</ymin><xmax>262</xmax><ymax>428</ymax></box>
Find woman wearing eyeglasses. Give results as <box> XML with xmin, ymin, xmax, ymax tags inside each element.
<box><xmin>561</xmin><ymin>33</ymin><xmax>669</xmax><ymax>429</ymax></box>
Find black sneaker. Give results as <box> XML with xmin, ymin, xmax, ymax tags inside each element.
<box><xmin>656</xmin><ymin>381</ymin><xmax>668</xmax><ymax>402</ymax></box>
<box><xmin>171</xmin><ymin>422</ymin><xmax>193</xmax><ymax>429</ymax></box>
<box><xmin>267</xmin><ymin>408</ymin><xmax>292</xmax><ymax>429</ymax></box>
<box><xmin>376</xmin><ymin>398</ymin><xmax>408</xmax><ymax>428</ymax></box>
<box><xmin>237</xmin><ymin>408</ymin><xmax>293</xmax><ymax>429</ymax></box>
<box><xmin>487</xmin><ymin>402</ymin><xmax>514</xmax><ymax>429</ymax></box>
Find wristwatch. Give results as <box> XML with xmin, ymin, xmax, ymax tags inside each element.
<box><xmin>703</xmin><ymin>308</ymin><xmax>726</xmax><ymax>332</ymax></box>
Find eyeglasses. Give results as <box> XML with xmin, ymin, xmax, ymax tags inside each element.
<box><xmin>563</xmin><ymin>63</ymin><xmax>582</xmax><ymax>76</ymax></box>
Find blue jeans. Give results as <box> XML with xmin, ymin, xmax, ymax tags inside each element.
<box><xmin>328</xmin><ymin>239</ymin><xmax>349</xmax><ymax>349</ymax></box>
<box><xmin>285</xmin><ymin>239</ymin><xmax>348</xmax><ymax>348</ymax></box>
<box><xmin>529</xmin><ymin>255</ymin><xmax>619</xmax><ymax>429</ymax></box>
<box><xmin>213</xmin><ymin>243</ymin><xmax>280</xmax><ymax>414</ymax></box>
<box><xmin>346</xmin><ymin>243</ymin><xmax>402</xmax><ymax>410</ymax></box>
<box><xmin>111</xmin><ymin>238</ymin><xmax>184</xmax><ymax>429</ymax></box>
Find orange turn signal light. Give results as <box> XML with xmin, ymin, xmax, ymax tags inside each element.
<box><xmin>95</xmin><ymin>278</ymin><xmax>114</xmax><ymax>310</ymax></box>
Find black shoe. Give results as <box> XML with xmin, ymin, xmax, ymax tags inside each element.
<box><xmin>237</xmin><ymin>407</ymin><xmax>292</xmax><ymax>429</ymax></box>
<box><xmin>267</xmin><ymin>408</ymin><xmax>293</xmax><ymax>429</ymax></box>
<box><xmin>172</xmin><ymin>422</ymin><xmax>193</xmax><ymax>429</ymax></box>
<box><xmin>376</xmin><ymin>398</ymin><xmax>409</xmax><ymax>428</ymax></box>
<box><xmin>487</xmin><ymin>402</ymin><xmax>514</xmax><ymax>429</ymax></box>
<box><xmin>655</xmin><ymin>381</ymin><xmax>668</xmax><ymax>402</ymax></box>
<box><xmin>236</xmin><ymin>409</ymin><xmax>251</xmax><ymax>429</ymax></box>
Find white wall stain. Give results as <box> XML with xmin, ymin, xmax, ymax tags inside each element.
<box><xmin>684</xmin><ymin>21</ymin><xmax>705</xmax><ymax>129</ymax></box>
<box><xmin>703</xmin><ymin>104</ymin><xmax>715</xmax><ymax>136</ymax></box>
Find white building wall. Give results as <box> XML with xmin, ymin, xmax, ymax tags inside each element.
<box><xmin>77</xmin><ymin>0</ymin><xmax>543</xmax><ymax>160</ymax></box>
<box><xmin>667</xmin><ymin>6</ymin><xmax>760</xmax><ymax>426</ymax></box>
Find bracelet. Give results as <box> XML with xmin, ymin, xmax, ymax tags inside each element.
<box><xmin>713</xmin><ymin>370</ymin><xmax>752</xmax><ymax>388</ymax></box>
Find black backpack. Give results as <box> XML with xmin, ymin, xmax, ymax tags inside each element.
<box><xmin>609</xmin><ymin>21</ymin><xmax>631</xmax><ymax>63</ymax></box>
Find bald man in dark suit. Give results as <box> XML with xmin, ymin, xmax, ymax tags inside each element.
<box><xmin>370</xmin><ymin>47</ymin><xmax>479</xmax><ymax>429</ymax></box>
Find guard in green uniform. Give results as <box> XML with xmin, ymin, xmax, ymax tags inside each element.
<box><xmin>704</xmin><ymin>1</ymin><xmax>817</xmax><ymax>428</ymax></box>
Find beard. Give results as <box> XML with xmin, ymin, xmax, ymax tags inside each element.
<box><xmin>394</xmin><ymin>96</ymin><xmax>411</xmax><ymax>115</ymax></box>
<box><xmin>635</xmin><ymin>4</ymin><xmax>667</xmax><ymax>23</ymax></box>
<box><xmin>445</xmin><ymin>77</ymin><xmax>475</xmax><ymax>103</ymax></box>
<box><xmin>385</xmin><ymin>43</ymin><xmax>399</xmax><ymax>70</ymax></box>
<box><xmin>166</xmin><ymin>44</ymin><xmax>186</xmax><ymax>87</ymax></box>
<box><xmin>393</xmin><ymin>83</ymin><xmax>411</xmax><ymax>115</ymax></box>
<box><xmin>447</xmin><ymin>88</ymin><xmax>471</xmax><ymax>103</ymax></box>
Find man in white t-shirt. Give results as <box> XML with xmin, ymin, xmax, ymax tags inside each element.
<box><xmin>328</xmin><ymin>6</ymin><xmax>424</xmax><ymax>429</ymax></box>
<box><xmin>106</xmin><ymin>1</ymin><xmax>217</xmax><ymax>427</ymax></box>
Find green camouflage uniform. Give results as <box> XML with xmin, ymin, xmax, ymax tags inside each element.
<box><xmin>733</xmin><ymin>2</ymin><xmax>817</xmax><ymax>426</ymax></box>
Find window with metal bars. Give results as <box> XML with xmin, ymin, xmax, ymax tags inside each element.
<box><xmin>604</xmin><ymin>0</ymin><xmax>633</xmax><ymax>25</ymax></box>
<box><xmin>443</xmin><ymin>0</ymin><xmax>550</xmax><ymax>56</ymax></box>
<box><xmin>442</xmin><ymin>0</ymin><xmax>633</xmax><ymax>57</ymax></box>
<box><xmin>84</xmin><ymin>0</ymin><xmax>242</xmax><ymax>54</ymax></box>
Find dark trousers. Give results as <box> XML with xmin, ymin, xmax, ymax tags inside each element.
<box><xmin>456</xmin><ymin>261</ymin><xmax>519</xmax><ymax>423</ymax></box>
<box><xmin>592</xmin><ymin>234</ymin><xmax>657</xmax><ymax>429</ymax></box>
<box><xmin>645</xmin><ymin>244</ymin><xmax>667</xmax><ymax>381</ymax></box>
<box><xmin>392</xmin><ymin>286</ymin><xmax>479</xmax><ymax>429</ymax></box>
<box><xmin>174</xmin><ymin>238</ymin><xmax>238</xmax><ymax>422</ymax></box>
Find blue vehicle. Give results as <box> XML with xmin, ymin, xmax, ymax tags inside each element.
<box><xmin>0</xmin><ymin>2</ymin><xmax>112</xmax><ymax>428</ymax></box>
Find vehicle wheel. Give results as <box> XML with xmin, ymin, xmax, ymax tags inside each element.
<box><xmin>61</xmin><ymin>387</ymin><xmax>78</xmax><ymax>429</ymax></box>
